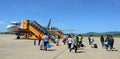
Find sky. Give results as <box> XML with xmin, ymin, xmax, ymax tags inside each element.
<box><xmin>0</xmin><ymin>0</ymin><xmax>120</xmax><ymax>33</ymax></box>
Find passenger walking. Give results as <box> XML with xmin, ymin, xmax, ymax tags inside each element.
<box><xmin>67</xmin><ymin>34</ymin><xmax>72</xmax><ymax>52</ymax></box>
<box><xmin>78</xmin><ymin>34</ymin><xmax>82</xmax><ymax>46</ymax></box>
<box><xmin>43</xmin><ymin>33</ymin><xmax>49</xmax><ymax>51</ymax></box>
<box><xmin>34</xmin><ymin>39</ymin><xmax>37</xmax><ymax>45</ymax></box>
<box><xmin>57</xmin><ymin>35</ymin><xmax>61</xmax><ymax>46</ymax></box>
<box><xmin>100</xmin><ymin>35</ymin><xmax>104</xmax><ymax>48</ymax></box>
<box><xmin>81</xmin><ymin>34</ymin><xmax>84</xmax><ymax>44</ymax></box>
<box><xmin>34</xmin><ymin>35</ymin><xmax>37</xmax><ymax>45</ymax></box>
<box><xmin>51</xmin><ymin>35</ymin><xmax>55</xmax><ymax>42</ymax></box>
<box><xmin>67</xmin><ymin>35</ymin><xmax>78</xmax><ymax>53</ymax></box>
<box><xmin>54</xmin><ymin>36</ymin><xmax>59</xmax><ymax>46</ymax></box>
<box><xmin>74</xmin><ymin>35</ymin><xmax>78</xmax><ymax>53</ymax></box>
<box><xmin>40</xmin><ymin>38</ymin><xmax>44</xmax><ymax>50</ymax></box>
<box><xmin>37</xmin><ymin>35</ymin><xmax>42</xmax><ymax>45</ymax></box>
<box><xmin>90</xmin><ymin>35</ymin><xmax>94</xmax><ymax>45</ymax></box>
<box><xmin>62</xmin><ymin>34</ymin><xmax>67</xmax><ymax>45</ymax></box>
<box><xmin>88</xmin><ymin>36</ymin><xmax>91</xmax><ymax>45</ymax></box>
<box><xmin>108</xmin><ymin>35</ymin><xmax>114</xmax><ymax>50</ymax></box>
<box><xmin>105</xmin><ymin>35</ymin><xmax>109</xmax><ymax>50</ymax></box>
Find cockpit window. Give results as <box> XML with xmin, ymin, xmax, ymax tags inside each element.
<box><xmin>11</xmin><ymin>23</ymin><xmax>21</xmax><ymax>25</ymax></box>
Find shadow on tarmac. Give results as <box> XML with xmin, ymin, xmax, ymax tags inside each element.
<box><xmin>47</xmin><ymin>49</ymin><xmax>57</xmax><ymax>51</ymax></box>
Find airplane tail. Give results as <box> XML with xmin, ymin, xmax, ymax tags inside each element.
<box><xmin>47</xmin><ymin>19</ymin><xmax>51</xmax><ymax>29</ymax></box>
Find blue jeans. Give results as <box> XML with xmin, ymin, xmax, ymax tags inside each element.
<box><xmin>34</xmin><ymin>40</ymin><xmax>36</xmax><ymax>45</ymax></box>
<box><xmin>101</xmin><ymin>41</ymin><xmax>104</xmax><ymax>48</ymax></box>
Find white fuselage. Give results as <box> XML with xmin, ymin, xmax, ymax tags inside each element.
<box><xmin>6</xmin><ymin>22</ymin><xmax>21</xmax><ymax>32</ymax></box>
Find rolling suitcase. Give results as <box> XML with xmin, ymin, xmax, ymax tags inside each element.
<box><xmin>94</xmin><ymin>44</ymin><xmax>98</xmax><ymax>48</ymax></box>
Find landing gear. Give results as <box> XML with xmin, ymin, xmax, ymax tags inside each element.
<box><xmin>16</xmin><ymin>33</ymin><xmax>20</xmax><ymax>39</ymax></box>
<box><xmin>17</xmin><ymin>35</ymin><xmax>20</xmax><ymax>39</ymax></box>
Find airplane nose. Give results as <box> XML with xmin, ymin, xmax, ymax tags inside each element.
<box><xmin>7</xmin><ymin>25</ymin><xmax>12</xmax><ymax>29</ymax></box>
<box><xmin>6</xmin><ymin>25</ymin><xmax>17</xmax><ymax>32</ymax></box>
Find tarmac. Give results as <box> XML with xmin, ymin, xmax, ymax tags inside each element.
<box><xmin>0</xmin><ymin>34</ymin><xmax>120</xmax><ymax>59</ymax></box>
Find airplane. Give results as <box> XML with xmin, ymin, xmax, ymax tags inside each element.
<box><xmin>6</xmin><ymin>19</ymin><xmax>64</xmax><ymax>39</ymax></box>
<box><xmin>6</xmin><ymin>19</ymin><xmax>51</xmax><ymax>33</ymax></box>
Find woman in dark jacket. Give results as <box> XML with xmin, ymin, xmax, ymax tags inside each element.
<box><xmin>100</xmin><ymin>35</ymin><xmax>104</xmax><ymax>48</ymax></box>
<box><xmin>108</xmin><ymin>35</ymin><xmax>114</xmax><ymax>50</ymax></box>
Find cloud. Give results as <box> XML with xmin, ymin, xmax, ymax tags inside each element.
<box><xmin>0</xmin><ymin>21</ymin><xmax>5</xmax><ymax>25</ymax></box>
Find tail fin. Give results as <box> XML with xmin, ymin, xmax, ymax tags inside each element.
<box><xmin>47</xmin><ymin>19</ymin><xmax>51</xmax><ymax>29</ymax></box>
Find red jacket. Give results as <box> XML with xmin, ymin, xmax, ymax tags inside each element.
<box><xmin>37</xmin><ymin>36</ymin><xmax>42</xmax><ymax>40</ymax></box>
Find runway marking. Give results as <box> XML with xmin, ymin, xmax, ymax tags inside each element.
<box><xmin>53</xmin><ymin>48</ymin><xmax>68</xmax><ymax>59</ymax></box>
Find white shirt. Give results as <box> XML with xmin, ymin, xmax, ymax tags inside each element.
<box><xmin>90</xmin><ymin>37</ymin><xmax>94</xmax><ymax>42</ymax></box>
<box><xmin>68</xmin><ymin>38</ymin><xmax>72</xmax><ymax>44</ymax></box>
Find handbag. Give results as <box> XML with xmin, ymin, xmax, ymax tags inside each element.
<box><xmin>77</xmin><ymin>45</ymin><xmax>80</xmax><ymax>48</ymax></box>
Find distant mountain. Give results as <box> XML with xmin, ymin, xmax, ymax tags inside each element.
<box><xmin>103</xmin><ymin>31</ymin><xmax>120</xmax><ymax>35</ymax></box>
<box><xmin>86</xmin><ymin>32</ymin><xmax>99</xmax><ymax>35</ymax></box>
<box><xmin>85</xmin><ymin>31</ymin><xmax>120</xmax><ymax>35</ymax></box>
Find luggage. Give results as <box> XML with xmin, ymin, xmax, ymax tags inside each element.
<box><xmin>105</xmin><ymin>41</ymin><xmax>108</xmax><ymax>45</ymax></box>
<box><xmin>94</xmin><ymin>44</ymin><xmax>98</xmax><ymax>48</ymax></box>
<box><xmin>46</xmin><ymin>43</ymin><xmax>52</xmax><ymax>48</ymax></box>
<box><xmin>40</xmin><ymin>40</ymin><xmax>44</xmax><ymax>49</ymax></box>
<box><xmin>81</xmin><ymin>44</ymin><xmax>84</xmax><ymax>47</ymax></box>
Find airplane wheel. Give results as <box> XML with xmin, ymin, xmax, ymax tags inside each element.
<box><xmin>17</xmin><ymin>36</ymin><xmax>20</xmax><ymax>39</ymax></box>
